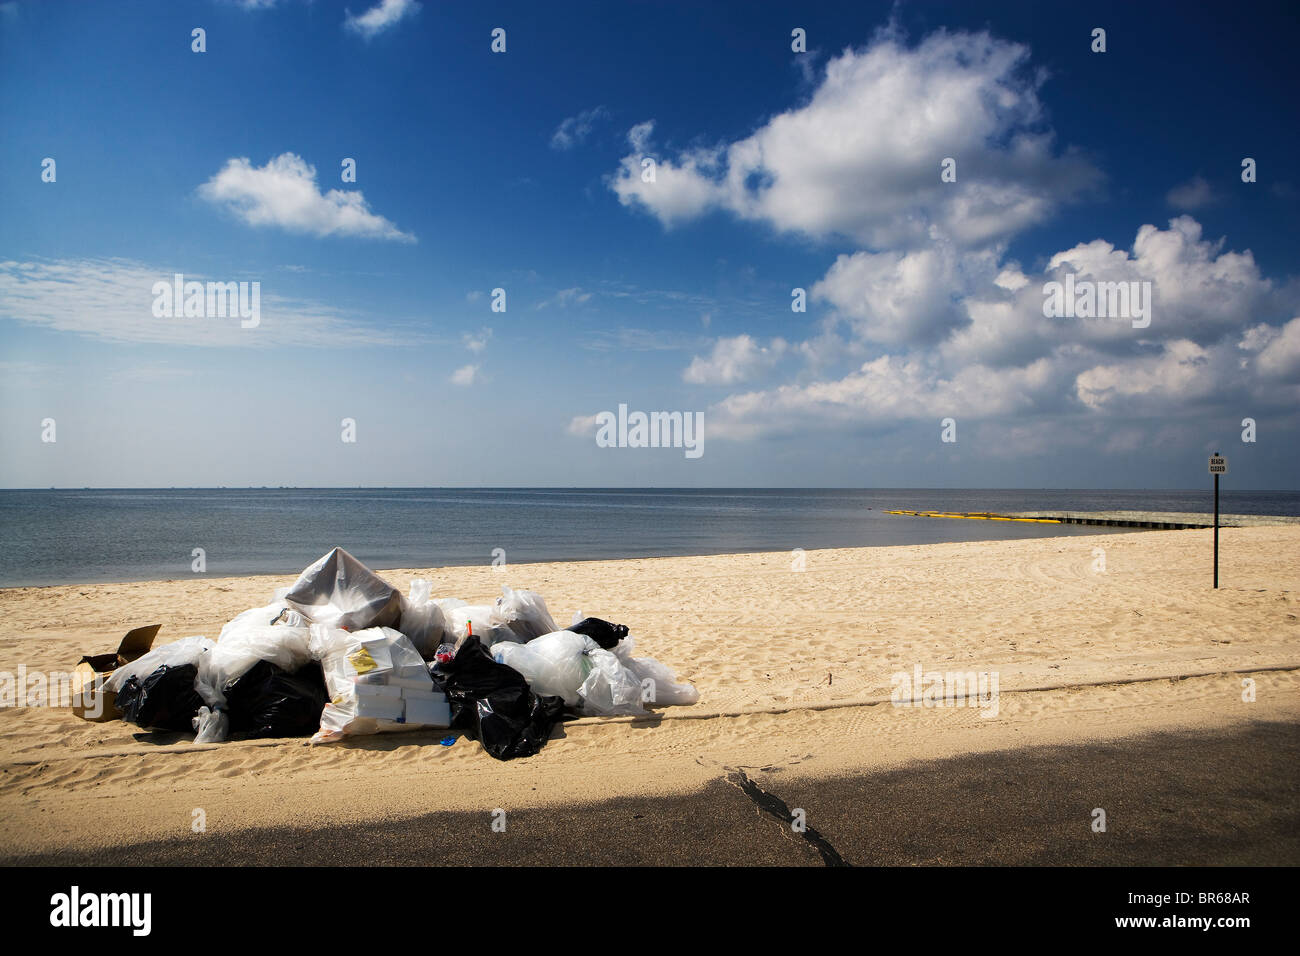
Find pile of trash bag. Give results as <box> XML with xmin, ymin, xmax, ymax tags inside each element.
<box><xmin>82</xmin><ymin>546</ymin><xmax>698</xmax><ymax>761</ymax></box>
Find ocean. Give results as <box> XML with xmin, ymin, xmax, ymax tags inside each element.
<box><xmin>2</xmin><ymin>488</ymin><xmax>1297</xmax><ymax>587</ymax></box>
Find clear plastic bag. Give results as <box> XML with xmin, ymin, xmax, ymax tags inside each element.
<box><xmin>491</xmin><ymin>630</ymin><xmax>597</xmax><ymax>707</ymax></box>
<box><xmin>310</xmin><ymin>625</ymin><xmax>436</xmax><ymax>743</ymax></box>
<box><xmin>398</xmin><ymin>579</ymin><xmax>447</xmax><ymax>659</ymax></box>
<box><xmin>490</xmin><ymin>586</ymin><xmax>559</xmax><ymax>642</ymax></box>
<box><xmin>445</xmin><ymin>604</ymin><xmax>516</xmax><ymax>646</ymax></box>
<box><xmin>104</xmin><ymin>636</ymin><xmax>214</xmax><ymax>694</ymax></box>
<box><xmin>612</xmin><ymin>637</ymin><xmax>699</xmax><ymax>706</ymax></box>
<box><xmin>578</xmin><ymin>647</ymin><xmax>647</xmax><ymax>716</ymax></box>
<box><xmin>284</xmin><ymin>547</ymin><xmax>401</xmax><ymax>631</ymax></box>
<box><xmin>195</xmin><ymin>619</ymin><xmax>311</xmax><ymax>707</ymax></box>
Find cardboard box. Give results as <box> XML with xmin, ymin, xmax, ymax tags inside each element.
<box><xmin>354</xmin><ymin>681</ymin><xmax>401</xmax><ymax>699</ymax></box>
<box><xmin>71</xmin><ymin>624</ymin><xmax>161</xmax><ymax>722</ymax></box>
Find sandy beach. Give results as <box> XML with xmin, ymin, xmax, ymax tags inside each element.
<box><xmin>1</xmin><ymin>524</ymin><xmax>1297</xmax><ymax>865</ymax></box>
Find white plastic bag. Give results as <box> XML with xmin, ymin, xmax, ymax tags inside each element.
<box><xmin>196</xmin><ymin>618</ymin><xmax>311</xmax><ymax>707</ymax></box>
<box><xmin>219</xmin><ymin>600</ymin><xmax>303</xmax><ymax>641</ymax></box>
<box><xmin>398</xmin><ymin>579</ymin><xmax>447</xmax><ymax>659</ymax></box>
<box><xmin>490</xmin><ymin>586</ymin><xmax>558</xmax><ymax>642</ymax></box>
<box><xmin>491</xmin><ymin>630</ymin><xmax>596</xmax><ymax>706</ymax></box>
<box><xmin>310</xmin><ymin>625</ymin><xmax>435</xmax><ymax>743</ymax></box>
<box><xmin>192</xmin><ymin>705</ymin><xmax>230</xmax><ymax>743</ymax></box>
<box><xmin>104</xmin><ymin>636</ymin><xmax>214</xmax><ymax>694</ymax></box>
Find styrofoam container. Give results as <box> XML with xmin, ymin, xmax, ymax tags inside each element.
<box><xmin>404</xmin><ymin>697</ymin><xmax>451</xmax><ymax>727</ymax></box>
<box><xmin>400</xmin><ymin>687</ymin><xmax>442</xmax><ymax>702</ymax></box>
<box><xmin>388</xmin><ymin>675</ymin><xmax>434</xmax><ymax>691</ymax></box>
<box><xmin>355</xmin><ymin>696</ymin><xmax>404</xmax><ymax>720</ymax></box>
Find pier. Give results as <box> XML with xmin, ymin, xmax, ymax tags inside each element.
<box><xmin>884</xmin><ymin>510</ymin><xmax>1300</xmax><ymax>530</ymax></box>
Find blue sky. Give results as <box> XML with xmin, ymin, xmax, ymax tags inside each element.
<box><xmin>1</xmin><ymin>0</ymin><xmax>1298</xmax><ymax>488</ymax></box>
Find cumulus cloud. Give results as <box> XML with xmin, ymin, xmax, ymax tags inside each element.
<box><xmin>1245</xmin><ymin>317</ymin><xmax>1300</xmax><ymax>380</ymax></box>
<box><xmin>812</xmin><ymin>244</ymin><xmax>982</xmax><ymax>346</ymax></box>
<box><xmin>683</xmin><ymin>334</ymin><xmax>788</xmax><ymax>385</ymax></box>
<box><xmin>199</xmin><ymin>153</ymin><xmax>415</xmax><ymax>241</ymax></box>
<box><xmin>609</xmin><ymin>29</ymin><xmax>1098</xmax><ymax>249</ymax></box>
<box><xmin>700</xmin><ymin>217</ymin><xmax>1299</xmax><ymax>439</ymax></box>
<box><xmin>344</xmin><ymin>0</ymin><xmax>419</xmax><ymax>39</ymax></box>
<box><xmin>551</xmin><ymin>106</ymin><xmax>609</xmax><ymax>150</ymax></box>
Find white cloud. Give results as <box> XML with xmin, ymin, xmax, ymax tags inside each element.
<box><xmin>609</xmin><ymin>29</ymin><xmax>1098</xmax><ymax>249</ymax></box>
<box><xmin>450</xmin><ymin>363</ymin><xmax>479</xmax><ymax>386</ymax></box>
<box><xmin>1247</xmin><ymin>317</ymin><xmax>1300</xmax><ymax>380</ymax></box>
<box><xmin>683</xmin><ymin>334</ymin><xmax>788</xmax><ymax>385</ymax></box>
<box><xmin>697</xmin><ymin>216</ymin><xmax>1298</xmax><ymax>440</ymax></box>
<box><xmin>198</xmin><ymin>153</ymin><xmax>415</xmax><ymax>242</ymax></box>
<box><xmin>1074</xmin><ymin>339</ymin><xmax>1216</xmax><ymax>409</ymax></box>
<box><xmin>536</xmin><ymin>287</ymin><xmax>592</xmax><ymax>310</ymax></box>
<box><xmin>462</xmin><ymin>327</ymin><xmax>493</xmax><ymax>352</ymax></box>
<box><xmin>566</xmin><ymin>413</ymin><xmax>601</xmax><ymax>436</ymax></box>
<box><xmin>1166</xmin><ymin>175</ymin><xmax>1217</xmax><ymax>210</ymax></box>
<box><xmin>344</xmin><ymin>0</ymin><xmax>419</xmax><ymax>39</ymax></box>
<box><xmin>551</xmin><ymin>106</ymin><xmax>609</xmax><ymax>150</ymax></box>
<box><xmin>0</xmin><ymin>257</ymin><xmax>414</xmax><ymax>348</ymax></box>
<box><xmin>812</xmin><ymin>244</ymin><xmax>980</xmax><ymax>346</ymax></box>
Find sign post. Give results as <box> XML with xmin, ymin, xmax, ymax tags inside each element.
<box><xmin>1208</xmin><ymin>453</ymin><xmax>1228</xmax><ymax>588</ymax></box>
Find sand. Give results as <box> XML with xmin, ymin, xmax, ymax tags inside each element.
<box><xmin>1</xmin><ymin>525</ymin><xmax>1297</xmax><ymax>864</ymax></box>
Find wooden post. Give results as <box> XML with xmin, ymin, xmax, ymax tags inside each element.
<box><xmin>1213</xmin><ymin>450</ymin><xmax>1220</xmax><ymax>589</ymax></box>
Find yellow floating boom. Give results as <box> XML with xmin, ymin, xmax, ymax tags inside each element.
<box><xmin>884</xmin><ymin>510</ymin><xmax>1061</xmax><ymax>524</ymax></box>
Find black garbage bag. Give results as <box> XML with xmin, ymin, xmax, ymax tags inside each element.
<box><xmin>224</xmin><ymin>659</ymin><xmax>328</xmax><ymax>738</ymax></box>
<box><xmin>435</xmin><ymin>636</ymin><xmax>566</xmax><ymax>760</ymax></box>
<box><xmin>567</xmin><ymin>617</ymin><xmax>629</xmax><ymax>650</ymax></box>
<box><xmin>117</xmin><ymin>663</ymin><xmax>203</xmax><ymax>732</ymax></box>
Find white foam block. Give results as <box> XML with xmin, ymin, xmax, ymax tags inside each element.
<box><xmin>355</xmin><ymin>696</ymin><xmax>405</xmax><ymax>720</ymax></box>
<box><xmin>400</xmin><ymin>687</ymin><xmax>444</xmax><ymax>702</ymax></box>
<box><xmin>354</xmin><ymin>681</ymin><xmax>401</xmax><ymax>698</ymax></box>
<box><xmin>388</xmin><ymin>674</ymin><xmax>433</xmax><ymax>691</ymax></box>
<box><xmin>403</xmin><ymin>697</ymin><xmax>451</xmax><ymax>728</ymax></box>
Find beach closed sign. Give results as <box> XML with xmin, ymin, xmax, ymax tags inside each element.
<box><xmin>1209</xmin><ymin>455</ymin><xmax>1228</xmax><ymax>475</ymax></box>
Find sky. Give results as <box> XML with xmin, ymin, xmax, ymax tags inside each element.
<box><xmin>1</xmin><ymin>0</ymin><xmax>1298</xmax><ymax>489</ymax></box>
